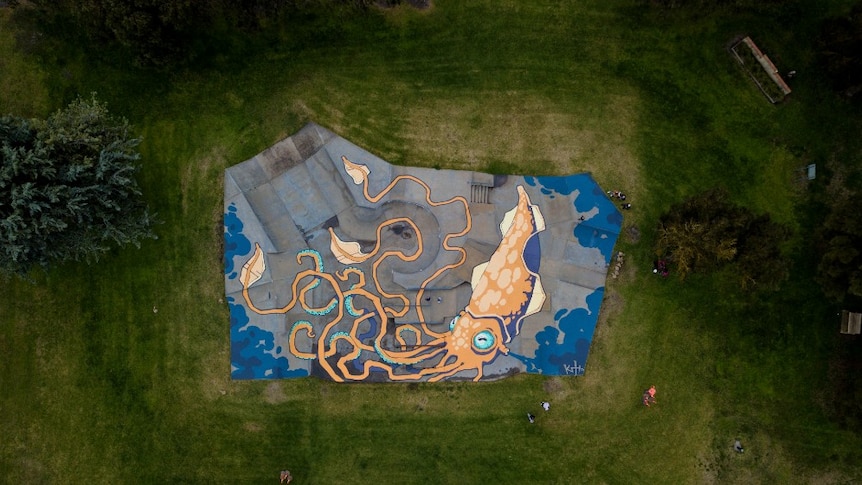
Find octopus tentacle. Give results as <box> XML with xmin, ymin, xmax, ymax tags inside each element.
<box><xmin>374</xmin><ymin>337</ymin><xmax>446</xmax><ymax>365</ymax></box>
<box><xmin>423</xmin><ymin>361</ymin><xmax>467</xmax><ymax>382</ymax></box>
<box><xmin>369</xmin><ymin>218</ymin><xmax>425</xmax><ymax>316</ymax></box>
<box><xmin>243</xmin><ymin>269</ymin><xmax>338</xmax><ymax>316</ymax></box>
<box><xmin>341</xmin><ymin>156</ymin><xmax>472</xmax><ymax>332</ymax></box>
<box><xmin>348</xmin><ymin>358</ymin><xmax>458</xmax><ymax>381</ymax></box>
<box><xmin>288</xmin><ymin>321</ymin><xmax>316</xmax><ymax>360</ymax></box>
<box><xmin>395</xmin><ymin>326</ymin><xmax>421</xmax><ymax>349</ymax></box>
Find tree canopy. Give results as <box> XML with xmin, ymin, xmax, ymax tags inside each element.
<box><xmin>654</xmin><ymin>188</ymin><xmax>791</xmax><ymax>290</ymax></box>
<box><xmin>818</xmin><ymin>2</ymin><xmax>862</xmax><ymax>98</ymax></box>
<box><xmin>0</xmin><ymin>95</ymin><xmax>156</xmax><ymax>276</ymax></box>
<box><xmin>815</xmin><ymin>172</ymin><xmax>862</xmax><ymax>303</ymax></box>
<box><xmin>16</xmin><ymin>0</ymin><xmax>378</xmax><ymax>67</ymax></box>
<box><xmin>22</xmin><ymin>0</ymin><xmax>203</xmax><ymax>66</ymax></box>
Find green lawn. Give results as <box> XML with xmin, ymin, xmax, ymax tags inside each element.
<box><xmin>2</xmin><ymin>1</ymin><xmax>862</xmax><ymax>483</ymax></box>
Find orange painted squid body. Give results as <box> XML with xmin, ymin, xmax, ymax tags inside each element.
<box><xmin>439</xmin><ymin>185</ymin><xmax>546</xmax><ymax>380</ymax></box>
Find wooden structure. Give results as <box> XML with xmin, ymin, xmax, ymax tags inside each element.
<box><xmin>731</xmin><ymin>36</ymin><xmax>791</xmax><ymax>104</ymax></box>
<box><xmin>841</xmin><ymin>310</ymin><xmax>862</xmax><ymax>335</ymax></box>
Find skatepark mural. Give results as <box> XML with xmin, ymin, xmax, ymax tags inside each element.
<box><xmin>224</xmin><ymin>123</ymin><xmax>621</xmax><ymax>382</ymax></box>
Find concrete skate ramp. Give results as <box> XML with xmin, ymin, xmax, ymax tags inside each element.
<box><xmin>224</xmin><ymin>123</ymin><xmax>622</xmax><ymax>381</ymax></box>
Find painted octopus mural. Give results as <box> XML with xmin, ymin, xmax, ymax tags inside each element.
<box><xmin>224</xmin><ymin>123</ymin><xmax>621</xmax><ymax>382</ymax></box>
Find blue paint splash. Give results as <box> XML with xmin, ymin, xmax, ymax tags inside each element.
<box><xmin>518</xmin><ymin>174</ymin><xmax>621</xmax><ymax>375</ymax></box>
<box><xmin>525</xmin><ymin>174</ymin><xmax>621</xmax><ymax>264</ymax></box>
<box><xmin>229</xmin><ymin>298</ymin><xmax>308</xmax><ymax>379</ymax></box>
<box><xmin>523</xmin><ymin>233</ymin><xmax>541</xmax><ymax>274</ymax></box>
<box><xmin>356</xmin><ymin>315</ymin><xmax>380</xmax><ymax>342</ymax></box>
<box><xmin>224</xmin><ymin>204</ymin><xmax>252</xmax><ymax>279</ymax></box>
<box><xmin>574</xmin><ymin>224</ymin><xmax>617</xmax><ymax>265</ymax></box>
<box><xmin>511</xmin><ymin>288</ymin><xmax>606</xmax><ymax>376</ymax></box>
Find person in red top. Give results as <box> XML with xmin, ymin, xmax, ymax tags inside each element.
<box><xmin>643</xmin><ymin>386</ymin><xmax>657</xmax><ymax>407</ymax></box>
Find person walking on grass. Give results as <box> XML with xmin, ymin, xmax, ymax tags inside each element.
<box><xmin>643</xmin><ymin>385</ymin><xmax>657</xmax><ymax>407</ymax></box>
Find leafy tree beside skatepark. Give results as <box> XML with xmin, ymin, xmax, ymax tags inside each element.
<box><xmin>655</xmin><ymin>188</ymin><xmax>791</xmax><ymax>290</ymax></box>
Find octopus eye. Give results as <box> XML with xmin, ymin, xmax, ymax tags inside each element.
<box><xmin>472</xmin><ymin>330</ymin><xmax>495</xmax><ymax>350</ymax></box>
<box><xmin>449</xmin><ymin>316</ymin><xmax>459</xmax><ymax>332</ymax></box>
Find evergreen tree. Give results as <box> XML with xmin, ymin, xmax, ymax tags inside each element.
<box><xmin>0</xmin><ymin>95</ymin><xmax>156</xmax><ymax>276</ymax></box>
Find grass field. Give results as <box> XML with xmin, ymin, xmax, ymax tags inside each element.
<box><xmin>2</xmin><ymin>1</ymin><xmax>862</xmax><ymax>483</ymax></box>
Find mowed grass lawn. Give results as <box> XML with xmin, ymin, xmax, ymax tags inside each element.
<box><xmin>2</xmin><ymin>1</ymin><xmax>861</xmax><ymax>483</ymax></box>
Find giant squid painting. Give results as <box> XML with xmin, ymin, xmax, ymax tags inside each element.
<box><xmin>224</xmin><ymin>123</ymin><xmax>622</xmax><ymax>382</ymax></box>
